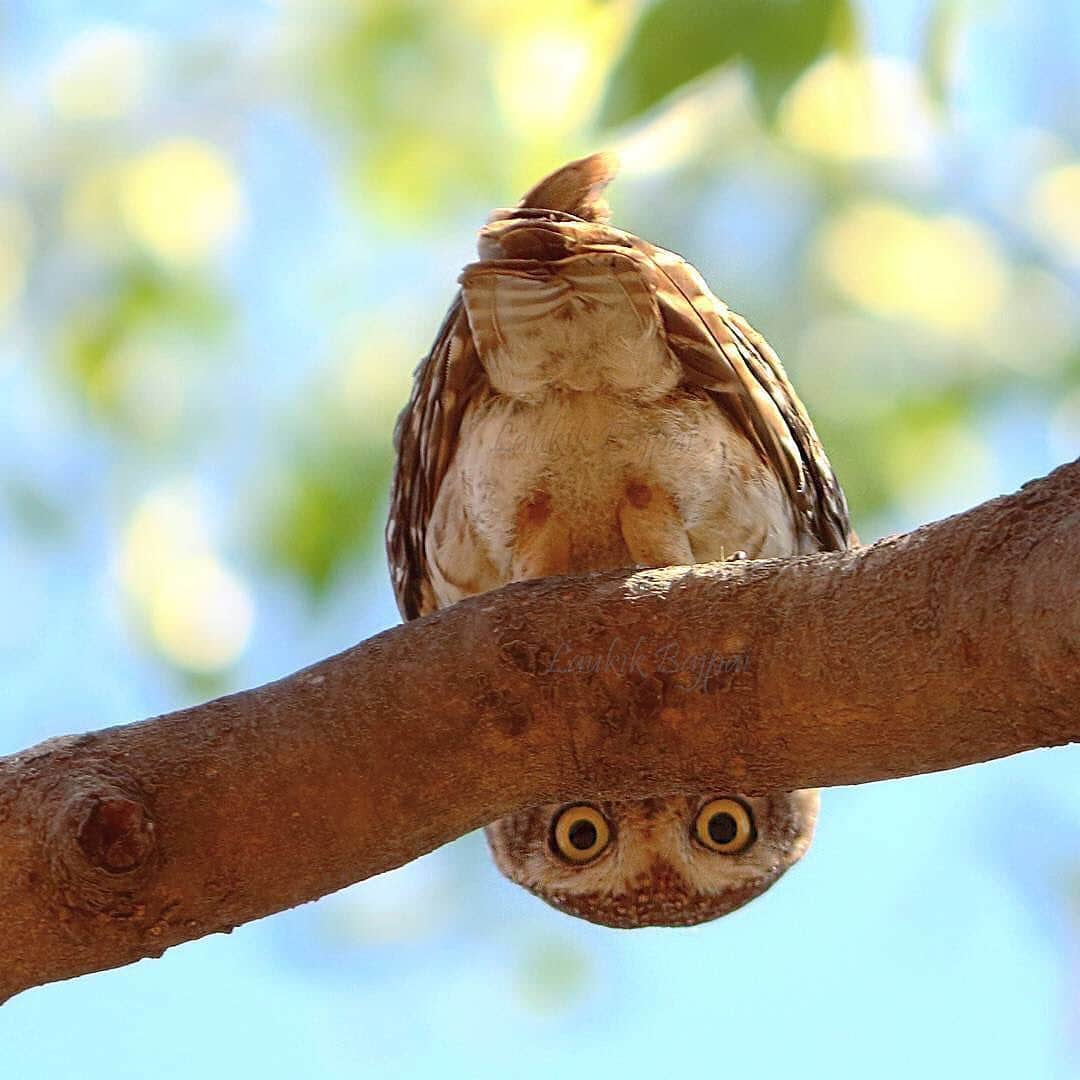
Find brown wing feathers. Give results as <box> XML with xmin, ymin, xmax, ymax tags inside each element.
<box><xmin>387</xmin><ymin>154</ymin><xmax>851</xmax><ymax>621</ymax></box>
<box><xmin>643</xmin><ymin>251</ymin><xmax>850</xmax><ymax>552</ymax></box>
<box><xmin>388</xmin><ymin>296</ymin><xmax>483</xmax><ymax>620</ymax></box>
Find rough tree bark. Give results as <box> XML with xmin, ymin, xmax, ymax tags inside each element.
<box><xmin>0</xmin><ymin>460</ymin><xmax>1077</xmax><ymax>1002</ymax></box>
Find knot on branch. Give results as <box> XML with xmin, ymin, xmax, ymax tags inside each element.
<box><xmin>77</xmin><ymin>796</ymin><xmax>155</xmax><ymax>873</ymax></box>
<box><xmin>46</xmin><ymin>773</ymin><xmax>158</xmax><ymax>916</ymax></box>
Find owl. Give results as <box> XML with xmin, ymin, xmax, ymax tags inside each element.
<box><xmin>386</xmin><ymin>153</ymin><xmax>852</xmax><ymax>928</ymax></box>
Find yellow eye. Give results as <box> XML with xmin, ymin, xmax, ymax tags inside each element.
<box><xmin>551</xmin><ymin>805</ymin><xmax>611</xmax><ymax>864</ymax></box>
<box><xmin>694</xmin><ymin>798</ymin><xmax>756</xmax><ymax>854</ymax></box>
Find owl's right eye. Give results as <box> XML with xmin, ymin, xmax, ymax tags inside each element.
<box><xmin>693</xmin><ymin>797</ymin><xmax>756</xmax><ymax>854</ymax></box>
<box><xmin>551</xmin><ymin>804</ymin><xmax>611</xmax><ymax>864</ymax></box>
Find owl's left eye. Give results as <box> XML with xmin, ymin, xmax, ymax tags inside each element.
<box><xmin>551</xmin><ymin>804</ymin><xmax>611</xmax><ymax>864</ymax></box>
<box><xmin>693</xmin><ymin>798</ymin><xmax>756</xmax><ymax>854</ymax></box>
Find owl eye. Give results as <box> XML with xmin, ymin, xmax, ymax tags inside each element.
<box><xmin>694</xmin><ymin>798</ymin><xmax>756</xmax><ymax>854</ymax></box>
<box><xmin>551</xmin><ymin>804</ymin><xmax>611</xmax><ymax>864</ymax></box>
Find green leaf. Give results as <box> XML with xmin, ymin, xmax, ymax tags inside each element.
<box><xmin>599</xmin><ymin>0</ymin><xmax>857</xmax><ymax>127</ymax></box>
<box><xmin>2</xmin><ymin>482</ymin><xmax>72</xmax><ymax>543</ymax></box>
<box><xmin>922</xmin><ymin>0</ymin><xmax>965</xmax><ymax>107</ymax></box>
<box><xmin>260</xmin><ymin>442</ymin><xmax>394</xmax><ymax>598</ymax></box>
<box><xmin>56</xmin><ymin>261</ymin><xmax>228</xmax><ymax>434</ymax></box>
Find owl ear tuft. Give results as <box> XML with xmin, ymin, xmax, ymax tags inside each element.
<box><xmin>516</xmin><ymin>152</ymin><xmax>619</xmax><ymax>222</ymax></box>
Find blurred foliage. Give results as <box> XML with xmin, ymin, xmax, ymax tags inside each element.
<box><xmin>2</xmin><ymin>481</ymin><xmax>72</xmax><ymax>544</ymax></box>
<box><xmin>601</xmin><ymin>0</ymin><xmax>857</xmax><ymax>126</ymax></box>
<box><xmin>3</xmin><ymin>0</ymin><xmax>1078</xmax><ymax>682</ymax></box>
<box><xmin>261</xmin><ymin>439</ymin><xmax>394</xmax><ymax>600</ymax></box>
<box><xmin>57</xmin><ymin>262</ymin><xmax>228</xmax><ymax>434</ymax></box>
<box><xmin>284</xmin><ymin>0</ymin><xmax>625</xmax><ymax>221</ymax></box>
<box><xmin>922</xmin><ymin>0</ymin><xmax>966</xmax><ymax>106</ymax></box>
<box><xmin>514</xmin><ymin>937</ymin><xmax>592</xmax><ymax>1013</ymax></box>
<box><xmin>291</xmin><ymin>0</ymin><xmax>502</xmax><ymax>220</ymax></box>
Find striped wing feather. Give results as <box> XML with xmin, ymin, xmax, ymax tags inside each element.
<box><xmin>387</xmin><ymin>295</ymin><xmax>484</xmax><ymax>620</ymax></box>
<box><xmin>638</xmin><ymin>241</ymin><xmax>852</xmax><ymax>553</ymax></box>
<box><xmin>387</xmin><ymin>155</ymin><xmax>852</xmax><ymax>623</ymax></box>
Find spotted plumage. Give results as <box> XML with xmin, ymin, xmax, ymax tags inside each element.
<box><xmin>387</xmin><ymin>153</ymin><xmax>852</xmax><ymax>927</ymax></box>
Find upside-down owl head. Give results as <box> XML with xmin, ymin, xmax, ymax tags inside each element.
<box><xmin>485</xmin><ymin>791</ymin><xmax>819</xmax><ymax>928</ymax></box>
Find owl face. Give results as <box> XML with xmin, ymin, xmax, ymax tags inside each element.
<box><xmin>485</xmin><ymin>791</ymin><xmax>819</xmax><ymax>928</ymax></box>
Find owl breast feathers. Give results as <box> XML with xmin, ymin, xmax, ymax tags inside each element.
<box><xmin>386</xmin><ymin>153</ymin><xmax>852</xmax><ymax>928</ymax></box>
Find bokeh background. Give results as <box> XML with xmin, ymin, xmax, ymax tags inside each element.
<box><xmin>2</xmin><ymin>1</ymin><xmax>1079</xmax><ymax>1076</ymax></box>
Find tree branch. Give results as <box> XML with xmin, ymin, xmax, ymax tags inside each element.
<box><xmin>1</xmin><ymin>461</ymin><xmax>1077</xmax><ymax>1002</ymax></box>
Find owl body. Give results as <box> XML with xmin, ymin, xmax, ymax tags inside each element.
<box><xmin>387</xmin><ymin>154</ymin><xmax>852</xmax><ymax>928</ymax></box>
<box><xmin>426</xmin><ymin>384</ymin><xmax>803</xmax><ymax>605</ymax></box>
